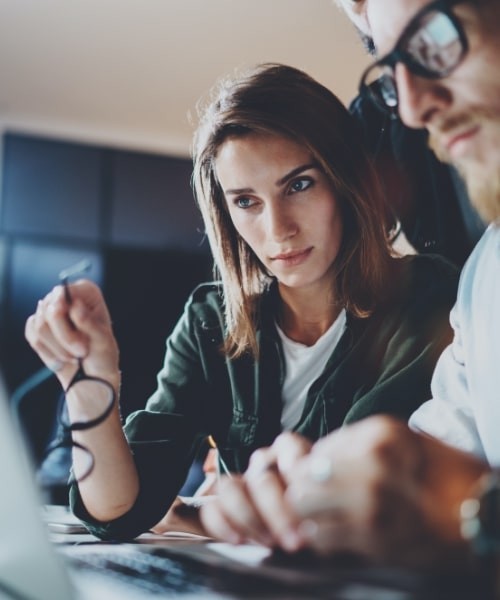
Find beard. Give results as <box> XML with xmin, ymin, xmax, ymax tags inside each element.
<box><xmin>429</xmin><ymin>109</ymin><xmax>500</xmax><ymax>224</ymax></box>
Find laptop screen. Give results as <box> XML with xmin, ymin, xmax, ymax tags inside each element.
<box><xmin>0</xmin><ymin>370</ymin><xmax>74</xmax><ymax>600</ymax></box>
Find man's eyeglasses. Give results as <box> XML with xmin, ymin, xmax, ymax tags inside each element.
<box><xmin>13</xmin><ymin>260</ymin><xmax>115</xmax><ymax>485</ymax></box>
<box><xmin>359</xmin><ymin>0</ymin><xmax>469</xmax><ymax>116</ymax></box>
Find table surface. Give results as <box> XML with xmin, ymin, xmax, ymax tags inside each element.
<box><xmin>43</xmin><ymin>505</ymin><xmax>488</xmax><ymax>600</ymax></box>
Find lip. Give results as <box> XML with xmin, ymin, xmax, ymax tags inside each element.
<box><xmin>444</xmin><ymin>125</ymin><xmax>480</xmax><ymax>157</ymax></box>
<box><xmin>271</xmin><ymin>247</ymin><xmax>313</xmax><ymax>266</ymax></box>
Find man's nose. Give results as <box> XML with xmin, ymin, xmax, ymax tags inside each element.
<box><xmin>395</xmin><ymin>63</ymin><xmax>452</xmax><ymax>129</ymax></box>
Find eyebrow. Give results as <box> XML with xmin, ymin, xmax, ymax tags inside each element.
<box><xmin>224</xmin><ymin>162</ymin><xmax>319</xmax><ymax>196</ymax></box>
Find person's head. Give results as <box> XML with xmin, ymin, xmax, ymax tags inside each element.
<box><xmin>193</xmin><ymin>63</ymin><xmax>392</xmax><ymax>358</ymax></box>
<box><xmin>359</xmin><ymin>0</ymin><xmax>500</xmax><ymax>223</ymax></box>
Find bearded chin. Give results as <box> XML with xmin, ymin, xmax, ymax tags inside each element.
<box><xmin>430</xmin><ymin>135</ymin><xmax>500</xmax><ymax>225</ymax></box>
<box><xmin>457</xmin><ymin>161</ymin><xmax>500</xmax><ymax>224</ymax></box>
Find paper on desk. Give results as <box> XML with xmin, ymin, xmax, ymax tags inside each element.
<box><xmin>42</xmin><ymin>505</ymin><xmax>81</xmax><ymax>524</ymax></box>
<box><xmin>207</xmin><ymin>542</ymin><xmax>272</xmax><ymax>566</ymax></box>
<box><xmin>138</xmin><ymin>531</ymin><xmax>213</xmax><ymax>542</ymax></box>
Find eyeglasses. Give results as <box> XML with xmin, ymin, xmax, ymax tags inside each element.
<box><xmin>13</xmin><ymin>260</ymin><xmax>115</xmax><ymax>486</ymax></box>
<box><xmin>359</xmin><ymin>0</ymin><xmax>469</xmax><ymax>116</ymax></box>
<box><xmin>49</xmin><ymin>260</ymin><xmax>116</xmax><ymax>483</ymax></box>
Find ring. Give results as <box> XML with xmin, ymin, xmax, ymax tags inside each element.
<box><xmin>309</xmin><ymin>455</ymin><xmax>333</xmax><ymax>483</ymax></box>
<box><xmin>47</xmin><ymin>360</ymin><xmax>64</xmax><ymax>373</ymax></box>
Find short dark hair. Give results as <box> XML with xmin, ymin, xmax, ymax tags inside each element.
<box><xmin>358</xmin><ymin>28</ymin><xmax>376</xmax><ymax>55</ymax></box>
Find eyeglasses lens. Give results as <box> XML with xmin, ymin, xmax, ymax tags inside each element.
<box><xmin>364</xmin><ymin>8</ymin><xmax>463</xmax><ymax>112</ymax></box>
<box><xmin>61</xmin><ymin>379</ymin><xmax>115</xmax><ymax>429</ymax></box>
<box><xmin>406</xmin><ymin>11</ymin><xmax>462</xmax><ymax>74</ymax></box>
<box><xmin>60</xmin><ymin>378</ymin><xmax>114</xmax><ymax>481</ymax></box>
<box><xmin>71</xmin><ymin>444</ymin><xmax>95</xmax><ymax>483</ymax></box>
<box><xmin>364</xmin><ymin>67</ymin><xmax>398</xmax><ymax>109</ymax></box>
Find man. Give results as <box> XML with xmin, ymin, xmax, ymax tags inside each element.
<box><xmin>200</xmin><ymin>0</ymin><xmax>500</xmax><ymax>579</ymax></box>
<box><xmin>341</xmin><ymin>0</ymin><xmax>485</xmax><ymax>267</ymax></box>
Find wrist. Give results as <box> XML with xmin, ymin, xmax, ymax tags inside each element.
<box><xmin>460</xmin><ymin>470</ymin><xmax>500</xmax><ymax>597</ymax></box>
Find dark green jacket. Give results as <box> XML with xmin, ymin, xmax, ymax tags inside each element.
<box><xmin>71</xmin><ymin>254</ymin><xmax>458</xmax><ymax>540</ymax></box>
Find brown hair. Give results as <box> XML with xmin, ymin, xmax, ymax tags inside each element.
<box><xmin>192</xmin><ymin>63</ymin><xmax>392</xmax><ymax>358</ymax></box>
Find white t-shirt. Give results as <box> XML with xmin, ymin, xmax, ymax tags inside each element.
<box><xmin>276</xmin><ymin>309</ymin><xmax>347</xmax><ymax>431</ymax></box>
<box><xmin>409</xmin><ymin>223</ymin><xmax>500</xmax><ymax>466</ymax></box>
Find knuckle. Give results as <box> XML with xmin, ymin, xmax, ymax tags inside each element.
<box><xmin>24</xmin><ymin>315</ymin><xmax>35</xmax><ymax>339</ymax></box>
<box><xmin>249</xmin><ymin>447</ymin><xmax>270</xmax><ymax>466</ymax></box>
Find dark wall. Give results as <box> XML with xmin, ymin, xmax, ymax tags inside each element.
<box><xmin>0</xmin><ymin>131</ymin><xmax>212</xmax><ymax>461</ymax></box>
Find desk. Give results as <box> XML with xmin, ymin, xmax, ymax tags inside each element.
<box><xmin>45</xmin><ymin>506</ymin><xmax>488</xmax><ymax>600</ymax></box>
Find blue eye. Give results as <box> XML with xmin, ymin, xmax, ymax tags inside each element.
<box><xmin>290</xmin><ymin>178</ymin><xmax>312</xmax><ymax>193</ymax></box>
<box><xmin>235</xmin><ymin>196</ymin><xmax>255</xmax><ymax>209</ymax></box>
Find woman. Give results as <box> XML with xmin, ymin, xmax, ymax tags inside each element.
<box><xmin>25</xmin><ymin>64</ymin><xmax>458</xmax><ymax>543</ymax></box>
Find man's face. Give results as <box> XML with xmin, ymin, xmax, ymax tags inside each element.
<box><xmin>366</xmin><ymin>0</ymin><xmax>500</xmax><ymax>222</ymax></box>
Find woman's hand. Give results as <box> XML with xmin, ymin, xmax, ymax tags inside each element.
<box><xmin>200</xmin><ymin>432</ymin><xmax>312</xmax><ymax>550</ymax></box>
<box><xmin>25</xmin><ymin>279</ymin><xmax>120</xmax><ymax>391</ymax></box>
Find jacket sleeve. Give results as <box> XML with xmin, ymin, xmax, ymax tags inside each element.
<box><xmin>70</xmin><ymin>288</ymin><xmax>215</xmax><ymax>541</ymax></box>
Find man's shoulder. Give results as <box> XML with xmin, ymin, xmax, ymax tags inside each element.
<box><xmin>463</xmin><ymin>223</ymin><xmax>500</xmax><ymax>271</ymax></box>
<box><xmin>456</xmin><ymin>223</ymin><xmax>500</xmax><ymax>304</ymax></box>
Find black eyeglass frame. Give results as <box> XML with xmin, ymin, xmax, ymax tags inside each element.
<box><xmin>45</xmin><ymin>260</ymin><xmax>116</xmax><ymax>483</ymax></box>
<box><xmin>358</xmin><ymin>0</ymin><xmax>469</xmax><ymax>115</ymax></box>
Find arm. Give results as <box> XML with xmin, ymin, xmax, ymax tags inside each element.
<box><xmin>28</xmin><ymin>283</ymin><xmax>211</xmax><ymax>540</ymax></box>
<box><xmin>71</xmin><ymin>289</ymin><xmax>215</xmax><ymax>540</ymax></box>
<box><xmin>25</xmin><ymin>281</ymin><xmax>139</xmax><ymax>522</ymax></box>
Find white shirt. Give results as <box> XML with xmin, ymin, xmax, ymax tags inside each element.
<box><xmin>276</xmin><ymin>309</ymin><xmax>347</xmax><ymax>431</ymax></box>
<box><xmin>409</xmin><ymin>223</ymin><xmax>500</xmax><ymax>466</ymax></box>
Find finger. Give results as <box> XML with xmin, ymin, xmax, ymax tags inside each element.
<box><xmin>44</xmin><ymin>288</ymin><xmax>88</xmax><ymax>357</ymax></box>
<box><xmin>245</xmin><ymin>464</ymin><xmax>303</xmax><ymax>552</ymax></box>
<box><xmin>68</xmin><ymin>280</ymin><xmax>114</xmax><ymax>333</ymax></box>
<box><xmin>32</xmin><ymin>340</ymin><xmax>66</xmax><ymax>372</ymax></box>
<box><xmin>26</xmin><ymin>310</ymin><xmax>77</xmax><ymax>367</ymax></box>
<box><xmin>68</xmin><ymin>298</ymin><xmax>113</xmax><ymax>350</ymax></box>
<box><xmin>272</xmin><ymin>433</ymin><xmax>312</xmax><ymax>483</ymax></box>
<box><xmin>213</xmin><ymin>476</ymin><xmax>273</xmax><ymax>546</ymax></box>
<box><xmin>285</xmin><ymin>453</ymin><xmax>350</xmax><ymax>520</ymax></box>
<box><xmin>298</xmin><ymin>517</ymin><xmax>369</xmax><ymax>557</ymax></box>
<box><xmin>199</xmin><ymin>498</ymin><xmax>244</xmax><ymax>544</ymax></box>
<box><xmin>246</xmin><ymin>446</ymin><xmax>278</xmax><ymax>477</ymax></box>
<box><xmin>286</xmin><ymin>479</ymin><xmax>347</xmax><ymax>520</ymax></box>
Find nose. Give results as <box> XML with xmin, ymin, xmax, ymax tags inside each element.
<box><xmin>266</xmin><ymin>202</ymin><xmax>298</xmax><ymax>242</ymax></box>
<box><xmin>395</xmin><ymin>63</ymin><xmax>452</xmax><ymax>129</ymax></box>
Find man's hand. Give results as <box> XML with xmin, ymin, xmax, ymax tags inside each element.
<box><xmin>200</xmin><ymin>432</ymin><xmax>312</xmax><ymax>550</ymax></box>
<box><xmin>286</xmin><ymin>416</ymin><xmax>489</xmax><ymax>568</ymax></box>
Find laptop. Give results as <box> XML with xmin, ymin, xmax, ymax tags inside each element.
<box><xmin>0</xmin><ymin>369</ymin><xmax>74</xmax><ymax>600</ymax></box>
<box><xmin>0</xmin><ymin>371</ymin><xmax>480</xmax><ymax>600</ymax></box>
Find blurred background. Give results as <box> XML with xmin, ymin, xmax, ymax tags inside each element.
<box><xmin>0</xmin><ymin>0</ymin><xmax>369</xmax><ymax>467</ymax></box>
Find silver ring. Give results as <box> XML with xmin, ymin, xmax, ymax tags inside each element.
<box><xmin>309</xmin><ymin>455</ymin><xmax>333</xmax><ymax>483</ymax></box>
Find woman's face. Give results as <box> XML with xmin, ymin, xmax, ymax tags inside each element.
<box><xmin>215</xmin><ymin>132</ymin><xmax>343</xmax><ymax>295</ymax></box>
